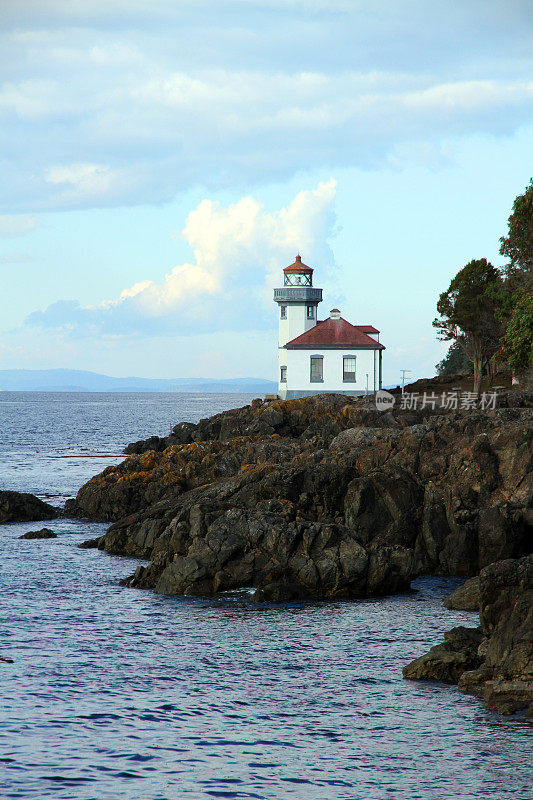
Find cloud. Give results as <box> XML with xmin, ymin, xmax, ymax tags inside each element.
<box><xmin>25</xmin><ymin>180</ymin><xmax>338</xmax><ymax>335</ymax></box>
<box><xmin>3</xmin><ymin>70</ymin><xmax>532</xmax><ymax>212</ymax></box>
<box><xmin>0</xmin><ymin>215</ymin><xmax>37</xmax><ymax>238</ymax></box>
<box><xmin>0</xmin><ymin>2</ymin><xmax>532</xmax><ymax>211</ymax></box>
<box><xmin>44</xmin><ymin>162</ymin><xmax>127</xmax><ymax>203</ymax></box>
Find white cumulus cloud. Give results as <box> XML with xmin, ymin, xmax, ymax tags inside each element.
<box><xmin>25</xmin><ymin>180</ymin><xmax>338</xmax><ymax>335</ymax></box>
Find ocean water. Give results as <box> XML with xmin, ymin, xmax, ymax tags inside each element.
<box><xmin>0</xmin><ymin>392</ymin><xmax>531</xmax><ymax>800</ymax></box>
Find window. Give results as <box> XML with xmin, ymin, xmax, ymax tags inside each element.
<box><xmin>284</xmin><ymin>273</ymin><xmax>312</xmax><ymax>286</ymax></box>
<box><xmin>280</xmin><ymin>366</ymin><xmax>287</xmax><ymax>383</ymax></box>
<box><xmin>310</xmin><ymin>356</ymin><xmax>323</xmax><ymax>382</ymax></box>
<box><xmin>343</xmin><ymin>356</ymin><xmax>356</xmax><ymax>382</ymax></box>
<box><xmin>280</xmin><ymin>305</ymin><xmax>287</xmax><ymax>319</ymax></box>
<box><xmin>306</xmin><ymin>305</ymin><xmax>314</xmax><ymax>319</ymax></box>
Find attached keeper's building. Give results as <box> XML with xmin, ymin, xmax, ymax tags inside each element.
<box><xmin>274</xmin><ymin>255</ymin><xmax>384</xmax><ymax>399</ymax></box>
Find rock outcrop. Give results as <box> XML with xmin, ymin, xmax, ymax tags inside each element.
<box><xmin>120</xmin><ymin>501</ymin><xmax>416</xmax><ymax>599</ymax></box>
<box><xmin>70</xmin><ymin>394</ymin><xmax>531</xmax><ymax>601</ymax></box>
<box><xmin>404</xmin><ymin>555</ymin><xmax>533</xmax><ymax>715</ymax></box>
<box><xmin>0</xmin><ymin>490</ymin><xmax>60</xmax><ymax>523</ymax></box>
<box><xmin>18</xmin><ymin>527</ymin><xmax>57</xmax><ymax>539</ymax></box>
<box><xmin>403</xmin><ymin>626</ymin><xmax>484</xmax><ymax>683</ymax></box>
<box><xmin>78</xmin><ymin>536</ymin><xmax>104</xmax><ymax>549</ymax></box>
<box><xmin>443</xmin><ymin>576</ymin><xmax>480</xmax><ymax>611</ymax></box>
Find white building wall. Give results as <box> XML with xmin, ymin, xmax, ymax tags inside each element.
<box><xmin>279</xmin><ymin>347</ymin><xmax>379</xmax><ymax>398</ymax></box>
<box><xmin>278</xmin><ymin>303</ymin><xmax>317</xmax><ymax>347</ymax></box>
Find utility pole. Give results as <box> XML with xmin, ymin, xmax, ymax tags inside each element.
<box><xmin>400</xmin><ymin>369</ymin><xmax>411</xmax><ymax>395</ymax></box>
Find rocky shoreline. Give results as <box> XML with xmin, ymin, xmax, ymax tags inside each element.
<box><xmin>71</xmin><ymin>392</ymin><xmax>530</xmax><ymax>584</ymax></box>
<box><xmin>3</xmin><ymin>390</ymin><xmax>531</xmax><ymax>714</ymax></box>
<box><xmin>404</xmin><ymin>555</ymin><xmax>532</xmax><ymax>715</ymax></box>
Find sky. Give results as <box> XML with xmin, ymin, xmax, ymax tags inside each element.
<box><xmin>1</xmin><ymin>0</ymin><xmax>532</xmax><ymax>384</ymax></box>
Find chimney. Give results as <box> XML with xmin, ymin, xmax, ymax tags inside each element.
<box><xmin>330</xmin><ymin>308</ymin><xmax>340</xmax><ymax>320</ymax></box>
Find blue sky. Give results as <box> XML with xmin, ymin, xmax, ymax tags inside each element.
<box><xmin>1</xmin><ymin>0</ymin><xmax>532</xmax><ymax>384</ymax></box>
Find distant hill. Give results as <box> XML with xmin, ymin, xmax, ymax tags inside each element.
<box><xmin>0</xmin><ymin>369</ymin><xmax>277</xmax><ymax>394</ymax></box>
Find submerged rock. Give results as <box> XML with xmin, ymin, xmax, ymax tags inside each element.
<box><xmin>404</xmin><ymin>555</ymin><xmax>533</xmax><ymax>715</ymax></box>
<box><xmin>18</xmin><ymin>528</ymin><xmax>57</xmax><ymax>539</ymax></box>
<box><xmin>0</xmin><ymin>490</ymin><xmax>59</xmax><ymax>524</ymax></box>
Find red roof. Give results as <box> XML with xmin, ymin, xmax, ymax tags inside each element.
<box><xmin>283</xmin><ymin>254</ymin><xmax>313</xmax><ymax>274</ymax></box>
<box><xmin>356</xmin><ymin>324</ymin><xmax>379</xmax><ymax>334</ymax></box>
<box><xmin>285</xmin><ymin>317</ymin><xmax>384</xmax><ymax>349</ymax></box>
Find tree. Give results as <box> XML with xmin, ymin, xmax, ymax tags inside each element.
<box><xmin>502</xmin><ymin>291</ymin><xmax>533</xmax><ymax>374</ymax></box>
<box><xmin>435</xmin><ymin>340</ymin><xmax>471</xmax><ymax>377</ymax></box>
<box><xmin>433</xmin><ymin>259</ymin><xmax>503</xmax><ymax>397</ymax></box>
<box><xmin>500</xmin><ymin>178</ymin><xmax>533</xmax><ymax>282</ymax></box>
<box><xmin>498</xmin><ymin>179</ymin><xmax>533</xmax><ymax>383</ymax></box>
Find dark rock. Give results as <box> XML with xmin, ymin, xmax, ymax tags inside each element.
<box><xmin>64</xmin><ymin>498</ymin><xmax>83</xmax><ymax>518</ymax></box>
<box><xmin>149</xmin><ymin>508</ymin><xmax>416</xmax><ymax>600</ymax></box>
<box><xmin>125</xmin><ymin>434</ymin><xmax>169</xmax><ymax>455</ymax></box>
<box><xmin>443</xmin><ymin>577</ymin><xmax>480</xmax><ymax>611</ymax></box>
<box><xmin>456</xmin><ymin>666</ymin><xmax>491</xmax><ymax>693</ymax></box>
<box><xmin>482</xmin><ymin>680</ymin><xmax>533</xmax><ymax>715</ymax></box>
<box><xmin>251</xmin><ymin>582</ymin><xmax>305</xmax><ymax>602</ymax></box>
<box><xmin>18</xmin><ymin>527</ymin><xmax>57</xmax><ymax>539</ymax></box>
<box><xmin>403</xmin><ymin>626</ymin><xmax>483</xmax><ymax>684</ymax></box>
<box><xmin>0</xmin><ymin>490</ymin><xmax>59</xmax><ymax>523</ymax></box>
<box><xmin>405</xmin><ymin>555</ymin><xmax>533</xmax><ymax>715</ymax></box>
<box><xmin>73</xmin><ymin>394</ymin><xmax>531</xmax><ymax>602</ymax></box>
<box><xmin>78</xmin><ymin>536</ymin><xmax>104</xmax><ymax>549</ymax></box>
<box><xmin>119</xmin><ymin>565</ymin><xmax>147</xmax><ymax>586</ymax></box>
<box><xmin>477</xmin><ymin>556</ymin><xmax>532</xmax><ymax>685</ymax></box>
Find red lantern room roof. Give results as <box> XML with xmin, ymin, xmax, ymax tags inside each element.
<box><xmin>283</xmin><ymin>254</ymin><xmax>314</xmax><ymax>274</ymax></box>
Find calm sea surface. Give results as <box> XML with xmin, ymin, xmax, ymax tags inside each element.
<box><xmin>0</xmin><ymin>392</ymin><xmax>531</xmax><ymax>800</ymax></box>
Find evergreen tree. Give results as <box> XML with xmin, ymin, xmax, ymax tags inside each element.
<box><xmin>499</xmin><ymin>178</ymin><xmax>533</xmax><ymax>379</ymax></box>
<box><xmin>435</xmin><ymin>341</ymin><xmax>471</xmax><ymax>377</ymax></box>
<box><xmin>500</xmin><ymin>178</ymin><xmax>533</xmax><ymax>280</ymax></box>
<box><xmin>433</xmin><ymin>259</ymin><xmax>503</xmax><ymax>397</ymax></box>
<box><xmin>502</xmin><ymin>292</ymin><xmax>533</xmax><ymax>374</ymax></box>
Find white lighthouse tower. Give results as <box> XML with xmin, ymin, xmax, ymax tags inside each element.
<box><xmin>274</xmin><ymin>254</ymin><xmax>385</xmax><ymax>399</ymax></box>
<box><xmin>274</xmin><ymin>255</ymin><xmax>323</xmax><ymax>388</ymax></box>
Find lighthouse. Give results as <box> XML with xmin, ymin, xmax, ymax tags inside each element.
<box><xmin>274</xmin><ymin>255</ymin><xmax>323</xmax><ymax>347</ymax></box>
<box><xmin>274</xmin><ymin>255</ymin><xmax>385</xmax><ymax>399</ymax></box>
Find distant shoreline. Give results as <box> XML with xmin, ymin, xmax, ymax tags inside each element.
<box><xmin>0</xmin><ymin>368</ymin><xmax>277</xmax><ymax>394</ymax></box>
<box><xmin>0</xmin><ymin>388</ymin><xmax>271</xmax><ymax>394</ymax></box>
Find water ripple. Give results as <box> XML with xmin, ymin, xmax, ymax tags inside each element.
<box><xmin>1</xmin><ymin>393</ymin><xmax>532</xmax><ymax>800</ymax></box>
